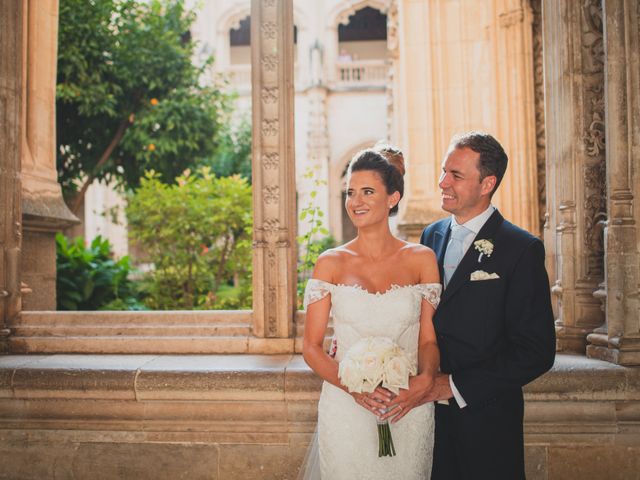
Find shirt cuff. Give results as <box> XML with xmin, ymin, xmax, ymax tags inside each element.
<box><xmin>449</xmin><ymin>375</ymin><xmax>467</xmax><ymax>408</ymax></box>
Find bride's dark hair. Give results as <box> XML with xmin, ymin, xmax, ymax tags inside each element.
<box><xmin>347</xmin><ymin>148</ymin><xmax>405</xmax><ymax>216</ymax></box>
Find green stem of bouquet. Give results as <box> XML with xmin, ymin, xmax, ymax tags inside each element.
<box><xmin>377</xmin><ymin>421</ymin><xmax>396</xmax><ymax>457</ymax></box>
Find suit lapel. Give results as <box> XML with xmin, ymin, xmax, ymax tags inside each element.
<box><xmin>433</xmin><ymin>219</ymin><xmax>452</xmax><ymax>282</ymax></box>
<box><xmin>439</xmin><ymin>210</ymin><xmax>505</xmax><ymax>305</ymax></box>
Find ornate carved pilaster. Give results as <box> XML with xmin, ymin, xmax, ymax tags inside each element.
<box><xmin>0</xmin><ymin>0</ymin><xmax>25</xmax><ymax>348</ymax></box>
<box><xmin>530</xmin><ymin>0</ymin><xmax>546</xmax><ymax>235</ymax></box>
<box><xmin>251</xmin><ymin>0</ymin><xmax>297</xmax><ymax>338</ymax></box>
<box><xmin>543</xmin><ymin>0</ymin><xmax>606</xmax><ymax>353</ymax></box>
<box><xmin>386</xmin><ymin>0</ymin><xmax>399</xmax><ymax>143</ymax></box>
<box><xmin>494</xmin><ymin>1</ymin><xmax>539</xmax><ymax>235</ymax></box>
<box><xmin>586</xmin><ymin>0</ymin><xmax>640</xmax><ymax>365</ymax></box>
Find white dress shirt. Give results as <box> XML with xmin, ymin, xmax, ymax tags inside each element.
<box><xmin>447</xmin><ymin>204</ymin><xmax>496</xmax><ymax>408</ymax></box>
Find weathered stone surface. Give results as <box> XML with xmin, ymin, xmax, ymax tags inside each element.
<box><xmin>0</xmin><ymin>354</ymin><xmax>638</xmax><ymax>479</ymax></box>
<box><xmin>524</xmin><ymin>445</ymin><xmax>548</xmax><ymax>480</ymax></box>
<box><xmin>218</xmin><ymin>443</ymin><xmax>305</xmax><ymax>480</ymax></box>
<box><xmin>0</xmin><ymin>431</ymin><xmax>220</xmax><ymax>480</ymax></box>
<box><xmin>135</xmin><ymin>354</ymin><xmax>291</xmax><ymax>401</ymax></box>
<box><xmin>547</xmin><ymin>445</ymin><xmax>640</xmax><ymax>480</ymax></box>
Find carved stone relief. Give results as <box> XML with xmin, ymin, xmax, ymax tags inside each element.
<box><xmin>261</xmin><ymin>55</ymin><xmax>278</xmax><ymax>72</ymax></box>
<box><xmin>262</xmin><ymin>152</ymin><xmax>279</xmax><ymax>170</ymax></box>
<box><xmin>263</xmin><ymin>185</ymin><xmax>280</xmax><ymax>204</ymax></box>
<box><xmin>261</xmin><ymin>87</ymin><xmax>279</xmax><ymax>103</ymax></box>
<box><xmin>386</xmin><ymin>1</ymin><xmax>398</xmax><ymax>140</ymax></box>
<box><xmin>530</xmin><ymin>0</ymin><xmax>546</xmax><ymax>234</ymax></box>
<box><xmin>581</xmin><ymin>0</ymin><xmax>606</xmax><ymax>280</ymax></box>
<box><xmin>261</xmin><ymin>119</ymin><xmax>279</xmax><ymax>136</ymax></box>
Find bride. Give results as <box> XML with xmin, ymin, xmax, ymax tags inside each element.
<box><xmin>302</xmin><ymin>147</ymin><xmax>441</xmax><ymax>479</ymax></box>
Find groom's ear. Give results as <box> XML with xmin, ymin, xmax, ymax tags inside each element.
<box><xmin>480</xmin><ymin>175</ymin><xmax>497</xmax><ymax>196</ymax></box>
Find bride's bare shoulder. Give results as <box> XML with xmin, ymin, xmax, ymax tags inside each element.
<box><xmin>399</xmin><ymin>241</ymin><xmax>436</xmax><ymax>261</ymax></box>
<box><xmin>398</xmin><ymin>242</ymin><xmax>439</xmax><ymax>282</ymax></box>
<box><xmin>313</xmin><ymin>245</ymin><xmax>356</xmax><ymax>280</ymax></box>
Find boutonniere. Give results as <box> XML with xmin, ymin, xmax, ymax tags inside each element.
<box><xmin>473</xmin><ymin>239</ymin><xmax>494</xmax><ymax>262</ymax></box>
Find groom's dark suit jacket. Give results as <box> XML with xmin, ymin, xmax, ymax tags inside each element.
<box><xmin>420</xmin><ymin>210</ymin><xmax>555</xmax><ymax>407</ymax></box>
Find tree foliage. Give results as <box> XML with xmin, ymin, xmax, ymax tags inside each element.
<box><xmin>126</xmin><ymin>168</ymin><xmax>252</xmax><ymax>310</ymax></box>
<box><xmin>57</xmin><ymin>0</ymin><xmax>230</xmax><ymax>211</ymax></box>
<box><xmin>204</xmin><ymin>117</ymin><xmax>252</xmax><ymax>183</ymax></box>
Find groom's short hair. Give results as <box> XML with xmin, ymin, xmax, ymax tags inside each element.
<box><xmin>450</xmin><ymin>131</ymin><xmax>508</xmax><ymax>196</ymax></box>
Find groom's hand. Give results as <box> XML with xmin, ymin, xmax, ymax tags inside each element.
<box><xmin>421</xmin><ymin>373</ymin><xmax>453</xmax><ymax>403</ymax></box>
<box><xmin>379</xmin><ymin>374</ymin><xmax>435</xmax><ymax>424</ymax></box>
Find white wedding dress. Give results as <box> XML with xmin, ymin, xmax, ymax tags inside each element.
<box><xmin>303</xmin><ymin>279</ymin><xmax>441</xmax><ymax>480</ymax></box>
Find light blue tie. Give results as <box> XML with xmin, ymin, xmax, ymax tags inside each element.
<box><xmin>443</xmin><ymin>225</ymin><xmax>470</xmax><ymax>288</ymax></box>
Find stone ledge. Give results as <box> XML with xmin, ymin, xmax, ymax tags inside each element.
<box><xmin>0</xmin><ymin>354</ymin><xmax>638</xmax><ymax>434</ymax></box>
<box><xmin>8</xmin><ymin>310</ymin><xmax>330</xmax><ymax>354</ymax></box>
<box><xmin>0</xmin><ymin>354</ymin><xmax>638</xmax><ymax>479</ymax></box>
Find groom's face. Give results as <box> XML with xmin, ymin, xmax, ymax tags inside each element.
<box><xmin>439</xmin><ymin>147</ymin><xmax>494</xmax><ymax>223</ymax></box>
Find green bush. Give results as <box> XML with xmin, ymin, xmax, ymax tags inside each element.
<box><xmin>126</xmin><ymin>167</ymin><xmax>252</xmax><ymax>309</ymax></box>
<box><xmin>56</xmin><ymin>233</ymin><xmax>144</xmax><ymax>310</ymax></box>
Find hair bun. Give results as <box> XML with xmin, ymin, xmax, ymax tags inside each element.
<box><xmin>374</xmin><ymin>143</ymin><xmax>406</xmax><ymax>176</ymax></box>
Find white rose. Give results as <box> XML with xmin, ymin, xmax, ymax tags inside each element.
<box><xmin>360</xmin><ymin>351</ymin><xmax>384</xmax><ymax>384</ymax></box>
<box><xmin>382</xmin><ymin>355</ymin><xmax>413</xmax><ymax>395</ymax></box>
<box><xmin>338</xmin><ymin>357</ymin><xmax>362</xmax><ymax>393</ymax></box>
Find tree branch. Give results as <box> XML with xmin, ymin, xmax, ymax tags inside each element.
<box><xmin>70</xmin><ymin>117</ymin><xmax>131</xmax><ymax>214</ymax></box>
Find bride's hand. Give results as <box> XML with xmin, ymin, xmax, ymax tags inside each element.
<box><xmin>350</xmin><ymin>386</ymin><xmax>394</xmax><ymax>416</ymax></box>
<box><xmin>379</xmin><ymin>374</ymin><xmax>435</xmax><ymax>423</ymax></box>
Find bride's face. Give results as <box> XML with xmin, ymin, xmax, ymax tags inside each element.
<box><xmin>345</xmin><ymin>170</ymin><xmax>398</xmax><ymax>228</ymax></box>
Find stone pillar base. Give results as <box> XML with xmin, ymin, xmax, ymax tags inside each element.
<box><xmin>587</xmin><ymin>333</ymin><xmax>640</xmax><ymax>366</ymax></box>
<box><xmin>21</xmin><ymin>194</ymin><xmax>78</xmax><ymax>311</ymax></box>
<box><xmin>554</xmin><ymin>324</ymin><xmax>590</xmax><ymax>354</ymax></box>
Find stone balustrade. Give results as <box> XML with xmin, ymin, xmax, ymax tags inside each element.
<box><xmin>334</xmin><ymin>59</ymin><xmax>387</xmax><ymax>88</ymax></box>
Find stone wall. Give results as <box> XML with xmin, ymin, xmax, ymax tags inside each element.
<box><xmin>0</xmin><ymin>354</ymin><xmax>638</xmax><ymax>479</ymax></box>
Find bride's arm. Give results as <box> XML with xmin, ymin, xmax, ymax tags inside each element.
<box><xmin>302</xmin><ymin>293</ymin><xmax>341</xmax><ymax>389</ymax></box>
<box><xmin>302</xmin><ymin>254</ymin><xmax>342</xmax><ymax>388</ymax></box>
<box><xmin>303</xmin><ymin>254</ymin><xmax>392</xmax><ymax>415</ymax></box>
<box><xmin>383</xmin><ymin>246</ymin><xmax>441</xmax><ymax>423</ymax></box>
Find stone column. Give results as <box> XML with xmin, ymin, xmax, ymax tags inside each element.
<box><xmin>386</xmin><ymin>0</ymin><xmax>400</xmax><ymax>145</ymax></box>
<box><xmin>494</xmin><ymin>1</ymin><xmax>540</xmax><ymax>235</ymax></box>
<box><xmin>542</xmin><ymin>0</ymin><xmax>607</xmax><ymax>353</ymax></box>
<box><xmin>21</xmin><ymin>1</ymin><xmax>78</xmax><ymax>312</ymax></box>
<box><xmin>251</xmin><ymin>0</ymin><xmax>297</xmax><ymax>338</ymax></box>
<box><xmin>0</xmin><ymin>0</ymin><xmax>25</xmax><ymax>348</ymax></box>
<box><xmin>325</xmin><ymin>25</ymin><xmax>339</xmax><ymax>85</ymax></box>
<box><xmin>396</xmin><ymin>0</ymin><xmax>540</xmax><ymax>241</ymax></box>
<box><xmin>395</xmin><ymin>0</ymin><xmax>446</xmax><ymax>241</ymax></box>
<box><xmin>586</xmin><ymin>0</ymin><xmax>640</xmax><ymax>365</ymax></box>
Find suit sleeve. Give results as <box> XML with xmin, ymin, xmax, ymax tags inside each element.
<box><xmin>419</xmin><ymin>227</ymin><xmax>428</xmax><ymax>246</ymax></box>
<box><xmin>452</xmin><ymin>238</ymin><xmax>556</xmax><ymax>406</ymax></box>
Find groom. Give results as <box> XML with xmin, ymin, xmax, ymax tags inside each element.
<box><xmin>419</xmin><ymin>132</ymin><xmax>555</xmax><ymax>479</ymax></box>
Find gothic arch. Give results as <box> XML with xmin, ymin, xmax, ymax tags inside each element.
<box><xmin>327</xmin><ymin>0</ymin><xmax>391</xmax><ymax>28</ymax></box>
<box><xmin>217</xmin><ymin>4</ymin><xmax>250</xmax><ymax>36</ymax></box>
<box><xmin>217</xmin><ymin>4</ymin><xmax>309</xmax><ymax>35</ymax></box>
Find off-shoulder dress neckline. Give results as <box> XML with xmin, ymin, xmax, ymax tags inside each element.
<box><xmin>307</xmin><ymin>278</ymin><xmax>441</xmax><ymax>297</ymax></box>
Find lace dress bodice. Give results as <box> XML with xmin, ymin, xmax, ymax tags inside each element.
<box><xmin>304</xmin><ymin>279</ymin><xmax>441</xmax><ymax>363</ymax></box>
<box><xmin>302</xmin><ymin>279</ymin><xmax>441</xmax><ymax>480</ymax></box>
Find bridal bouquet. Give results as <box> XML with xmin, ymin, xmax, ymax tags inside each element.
<box><xmin>338</xmin><ymin>336</ymin><xmax>417</xmax><ymax>457</ymax></box>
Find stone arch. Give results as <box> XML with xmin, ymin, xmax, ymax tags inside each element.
<box><xmin>217</xmin><ymin>4</ymin><xmax>251</xmax><ymax>36</ymax></box>
<box><xmin>216</xmin><ymin>4</ymin><xmax>307</xmax><ymax>70</ymax></box>
<box><xmin>216</xmin><ymin>4</ymin><xmax>309</xmax><ymax>37</ymax></box>
<box><xmin>327</xmin><ymin>0</ymin><xmax>390</xmax><ymax>28</ymax></box>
